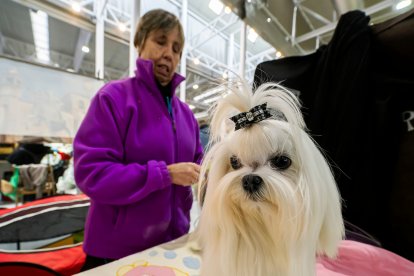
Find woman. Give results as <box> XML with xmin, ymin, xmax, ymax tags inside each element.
<box><xmin>73</xmin><ymin>9</ymin><xmax>203</xmax><ymax>270</ymax></box>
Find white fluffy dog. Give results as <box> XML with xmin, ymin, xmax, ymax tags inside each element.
<box><xmin>196</xmin><ymin>82</ymin><xmax>344</xmax><ymax>276</ymax></box>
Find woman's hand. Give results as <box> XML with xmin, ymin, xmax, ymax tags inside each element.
<box><xmin>167</xmin><ymin>162</ymin><xmax>200</xmax><ymax>186</ymax></box>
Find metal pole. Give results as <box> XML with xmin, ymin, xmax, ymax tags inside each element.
<box><xmin>239</xmin><ymin>21</ymin><xmax>246</xmax><ymax>79</ymax></box>
<box><xmin>129</xmin><ymin>0</ymin><xmax>141</xmax><ymax>77</ymax></box>
<box><xmin>180</xmin><ymin>0</ymin><xmax>188</xmax><ymax>101</ymax></box>
<box><xmin>95</xmin><ymin>0</ymin><xmax>104</xmax><ymax>79</ymax></box>
<box><xmin>291</xmin><ymin>5</ymin><xmax>297</xmax><ymax>46</ymax></box>
<box><xmin>227</xmin><ymin>33</ymin><xmax>234</xmax><ymax>73</ymax></box>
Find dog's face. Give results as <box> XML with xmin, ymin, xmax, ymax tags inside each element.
<box><xmin>207</xmin><ymin>121</ymin><xmax>299</xmax><ymax>211</ymax></box>
<box><xmin>198</xmin><ymin>83</ymin><xmax>344</xmax><ymax>261</ymax></box>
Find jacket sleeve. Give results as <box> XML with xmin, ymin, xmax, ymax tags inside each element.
<box><xmin>73</xmin><ymin>89</ymin><xmax>171</xmax><ymax>206</ymax></box>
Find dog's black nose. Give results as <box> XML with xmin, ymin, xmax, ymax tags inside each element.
<box><xmin>242</xmin><ymin>174</ymin><xmax>263</xmax><ymax>193</ymax></box>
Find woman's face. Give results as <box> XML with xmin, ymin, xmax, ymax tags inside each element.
<box><xmin>139</xmin><ymin>26</ymin><xmax>182</xmax><ymax>86</ymax></box>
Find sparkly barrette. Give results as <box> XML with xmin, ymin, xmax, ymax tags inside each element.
<box><xmin>230</xmin><ymin>103</ymin><xmax>273</xmax><ymax>131</ymax></box>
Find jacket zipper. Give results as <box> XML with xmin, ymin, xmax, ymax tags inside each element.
<box><xmin>166</xmin><ymin>96</ymin><xmax>178</xmax><ymax>236</ymax></box>
<box><xmin>166</xmin><ymin>96</ymin><xmax>176</xmax><ymax>132</ymax></box>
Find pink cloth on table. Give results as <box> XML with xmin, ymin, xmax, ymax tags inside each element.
<box><xmin>317</xmin><ymin>240</ymin><xmax>414</xmax><ymax>276</ymax></box>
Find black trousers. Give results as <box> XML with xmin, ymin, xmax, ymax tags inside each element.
<box><xmin>81</xmin><ymin>255</ymin><xmax>116</xmax><ymax>271</ymax></box>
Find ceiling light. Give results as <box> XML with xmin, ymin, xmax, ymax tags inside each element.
<box><xmin>276</xmin><ymin>51</ymin><xmax>283</xmax><ymax>58</ymax></box>
<box><xmin>247</xmin><ymin>28</ymin><xmax>258</xmax><ymax>43</ymax></box>
<box><xmin>224</xmin><ymin>6</ymin><xmax>232</xmax><ymax>14</ymax></box>
<box><xmin>193</xmin><ymin>58</ymin><xmax>200</xmax><ymax>65</ymax></box>
<box><xmin>71</xmin><ymin>1</ymin><xmax>81</xmax><ymax>13</ymax></box>
<box><xmin>30</xmin><ymin>9</ymin><xmax>50</xmax><ymax>64</ymax></box>
<box><xmin>118</xmin><ymin>22</ymin><xmax>126</xmax><ymax>32</ymax></box>
<box><xmin>209</xmin><ymin>0</ymin><xmax>224</xmax><ymax>15</ymax></box>
<box><xmin>189</xmin><ymin>104</ymin><xmax>195</xmax><ymax>110</ymax></box>
<box><xmin>395</xmin><ymin>0</ymin><xmax>412</xmax><ymax>10</ymax></box>
<box><xmin>267</xmin><ymin>17</ymin><xmax>271</xmax><ymax>23</ymax></box>
<box><xmin>82</xmin><ymin>45</ymin><xmax>90</xmax><ymax>53</ymax></box>
<box><xmin>193</xmin><ymin>84</ymin><xmax>199</xmax><ymax>90</ymax></box>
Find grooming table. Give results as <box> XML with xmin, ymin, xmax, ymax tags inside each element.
<box><xmin>76</xmin><ymin>234</ymin><xmax>414</xmax><ymax>276</ymax></box>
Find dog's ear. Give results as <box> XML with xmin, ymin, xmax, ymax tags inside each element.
<box><xmin>197</xmin><ymin>142</ymin><xmax>230</xmax><ymax>207</ymax></box>
<box><xmin>298</xmin><ymin>132</ymin><xmax>345</xmax><ymax>257</ymax></box>
<box><xmin>313</xmin><ymin>145</ymin><xmax>344</xmax><ymax>257</ymax></box>
<box><xmin>198</xmin><ymin>169</ymin><xmax>208</xmax><ymax>207</ymax></box>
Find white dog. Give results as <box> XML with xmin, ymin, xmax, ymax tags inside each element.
<box><xmin>196</xmin><ymin>82</ymin><xmax>344</xmax><ymax>276</ymax></box>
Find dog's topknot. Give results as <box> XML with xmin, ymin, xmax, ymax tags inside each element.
<box><xmin>208</xmin><ymin>81</ymin><xmax>306</xmax><ymax>145</ymax></box>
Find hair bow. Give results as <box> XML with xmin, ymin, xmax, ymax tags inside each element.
<box><xmin>230</xmin><ymin>103</ymin><xmax>273</xmax><ymax>130</ymax></box>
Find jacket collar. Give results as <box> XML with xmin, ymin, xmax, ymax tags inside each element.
<box><xmin>134</xmin><ymin>58</ymin><xmax>185</xmax><ymax>97</ymax></box>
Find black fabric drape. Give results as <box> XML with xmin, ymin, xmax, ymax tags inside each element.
<box><xmin>253</xmin><ymin>9</ymin><xmax>414</xmax><ymax>260</ymax></box>
<box><xmin>6</xmin><ymin>144</ymin><xmax>51</xmax><ymax>165</ymax></box>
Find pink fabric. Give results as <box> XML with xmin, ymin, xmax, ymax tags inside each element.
<box><xmin>317</xmin><ymin>240</ymin><xmax>414</xmax><ymax>276</ymax></box>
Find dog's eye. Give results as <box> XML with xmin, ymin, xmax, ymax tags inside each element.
<box><xmin>230</xmin><ymin>155</ymin><xmax>242</xmax><ymax>170</ymax></box>
<box><xmin>270</xmin><ymin>155</ymin><xmax>291</xmax><ymax>170</ymax></box>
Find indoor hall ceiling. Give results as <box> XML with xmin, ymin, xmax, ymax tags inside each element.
<box><xmin>3</xmin><ymin>0</ymin><xmax>413</xmax><ymax>116</ymax></box>
<box><xmin>0</xmin><ymin>0</ymin><xmax>279</xmax><ymax>115</ymax></box>
<box><xmin>220</xmin><ymin>0</ymin><xmax>414</xmax><ymax>56</ymax></box>
<box><xmin>0</xmin><ymin>0</ymin><xmax>129</xmax><ymax>80</ymax></box>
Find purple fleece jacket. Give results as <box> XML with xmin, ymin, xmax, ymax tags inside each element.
<box><xmin>73</xmin><ymin>58</ymin><xmax>203</xmax><ymax>259</ymax></box>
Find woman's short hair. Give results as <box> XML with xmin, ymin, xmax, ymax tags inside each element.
<box><xmin>134</xmin><ymin>9</ymin><xmax>185</xmax><ymax>55</ymax></box>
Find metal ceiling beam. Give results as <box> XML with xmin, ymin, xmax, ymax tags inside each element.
<box><xmin>296</xmin><ymin>4</ymin><xmax>328</xmax><ymax>50</ymax></box>
<box><xmin>294</xmin><ymin>0</ymin><xmax>395</xmax><ymax>44</ymax></box>
<box><xmin>245</xmin><ymin>47</ymin><xmax>275</xmax><ymax>63</ymax></box>
<box><xmin>189</xmin><ymin>15</ymin><xmax>238</xmax><ymax>51</ymax></box>
<box><xmin>189</xmin><ymin>11</ymin><xmax>227</xmax><ymax>43</ymax></box>
<box><xmin>12</xmin><ymin>0</ymin><xmax>94</xmax><ymax>32</ymax></box>
<box><xmin>167</xmin><ymin>0</ymin><xmax>229</xmax><ymax>42</ymax></box>
<box><xmin>187</xmin><ymin>45</ymin><xmax>228</xmax><ymax>77</ymax></box>
<box><xmin>167</xmin><ymin>0</ymin><xmax>265</xmax><ymax>82</ymax></box>
<box><xmin>12</xmin><ymin>0</ymin><xmax>128</xmax><ymax>45</ymax></box>
<box><xmin>1</xmin><ymin>35</ymin><xmax>124</xmax><ymax>79</ymax></box>
<box><xmin>39</xmin><ymin>0</ymin><xmax>262</xmax><ymax>82</ymax></box>
<box><xmin>299</xmin><ymin>5</ymin><xmax>332</xmax><ymax>25</ymax></box>
<box><xmin>13</xmin><ymin>0</ymin><xmax>274</xmax><ymax>95</ymax></box>
<box><xmin>259</xmin><ymin>5</ymin><xmax>306</xmax><ymax>54</ymax></box>
<box><xmin>290</xmin><ymin>0</ymin><xmax>334</xmax><ymax>49</ymax></box>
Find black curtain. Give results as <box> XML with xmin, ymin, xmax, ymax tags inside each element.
<box><xmin>254</xmin><ymin>9</ymin><xmax>414</xmax><ymax>260</ymax></box>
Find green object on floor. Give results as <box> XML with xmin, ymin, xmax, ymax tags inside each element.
<box><xmin>72</xmin><ymin>230</ymin><xmax>85</xmax><ymax>243</ymax></box>
<box><xmin>3</xmin><ymin>168</ymin><xmax>19</xmax><ymax>201</ymax></box>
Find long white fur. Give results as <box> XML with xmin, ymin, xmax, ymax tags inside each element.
<box><xmin>196</xmin><ymin>81</ymin><xmax>344</xmax><ymax>276</ymax></box>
